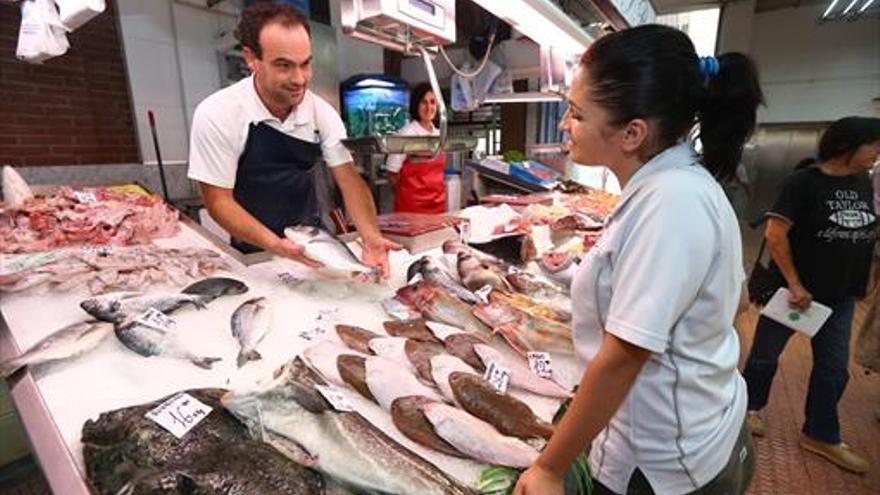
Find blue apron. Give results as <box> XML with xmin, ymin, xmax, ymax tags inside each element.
<box><xmin>232</xmin><ymin>122</ymin><xmax>326</xmax><ymax>253</ymax></box>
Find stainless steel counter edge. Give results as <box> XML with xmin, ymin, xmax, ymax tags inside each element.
<box><xmin>1</xmin><ymin>312</ymin><xmax>91</xmax><ymax>494</ymax></box>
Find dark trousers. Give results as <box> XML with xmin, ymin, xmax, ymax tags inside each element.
<box><xmin>742</xmin><ymin>298</ymin><xmax>855</xmax><ymax>444</ymax></box>
<box><xmin>591</xmin><ymin>419</ymin><xmax>755</xmax><ymax>495</ymax></box>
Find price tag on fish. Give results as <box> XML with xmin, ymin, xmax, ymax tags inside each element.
<box><xmin>475</xmin><ymin>284</ymin><xmax>493</xmax><ymax>304</ymax></box>
<box><xmin>315</xmin><ymin>384</ymin><xmax>354</xmax><ymax>412</ymax></box>
<box><xmin>145</xmin><ymin>392</ymin><xmax>212</xmax><ymax>439</ymax></box>
<box><xmin>483</xmin><ymin>361</ymin><xmax>511</xmax><ymax>394</ymax></box>
<box><xmin>135</xmin><ymin>307</ymin><xmax>177</xmax><ymax>332</ymax></box>
<box><xmin>527</xmin><ymin>352</ymin><xmax>553</xmax><ymax>379</ymax></box>
<box><xmin>74</xmin><ymin>190</ymin><xmax>98</xmax><ymax>204</ymax></box>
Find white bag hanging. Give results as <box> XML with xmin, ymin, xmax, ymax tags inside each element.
<box><xmin>15</xmin><ymin>0</ymin><xmax>70</xmax><ymax>64</ymax></box>
<box><xmin>56</xmin><ymin>0</ymin><xmax>105</xmax><ymax>31</ymax></box>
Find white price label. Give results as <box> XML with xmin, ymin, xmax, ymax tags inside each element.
<box><xmin>315</xmin><ymin>384</ymin><xmax>354</xmax><ymax>412</ymax></box>
<box><xmin>298</xmin><ymin>327</ymin><xmax>326</xmax><ymax>341</ymax></box>
<box><xmin>474</xmin><ymin>284</ymin><xmax>493</xmax><ymax>304</ymax></box>
<box><xmin>145</xmin><ymin>392</ymin><xmax>212</xmax><ymax>439</ymax></box>
<box><xmin>136</xmin><ymin>307</ymin><xmax>177</xmax><ymax>332</ymax></box>
<box><xmin>82</xmin><ymin>245</ymin><xmax>113</xmax><ymax>256</ymax></box>
<box><xmin>483</xmin><ymin>361</ymin><xmax>511</xmax><ymax>394</ymax></box>
<box><xmin>74</xmin><ymin>190</ymin><xmax>98</xmax><ymax>204</ymax></box>
<box><xmin>527</xmin><ymin>352</ymin><xmax>553</xmax><ymax>379</ymax></box>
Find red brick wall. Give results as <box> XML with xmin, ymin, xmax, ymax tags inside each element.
<box><xmin>0</xmin><ymin>0</ymin><xmax>139</xmax><ymax>166</ymax></box>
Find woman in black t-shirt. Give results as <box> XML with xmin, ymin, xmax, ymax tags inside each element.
<box><xmin>743</xmin><ymin>117</ymin><xmax>880</xmax><ymax>474</ymax></box>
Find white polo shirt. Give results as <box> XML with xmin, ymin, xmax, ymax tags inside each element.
<box><xmin>570</xmin><ymin>143</ymin><xmax>747</xmax><ymax>495</ymax></box>
<box><xmin>187</xmin><ymin>76</ymin><xmax>353</xmax><ymax>189</ymax></box>
<box><xmin>385</xmin><ymin>120</ymin><xmax>439</xmax><ymax>173</ymax></box>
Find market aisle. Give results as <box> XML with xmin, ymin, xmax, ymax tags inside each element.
<box><xmin>738</xmin><ymin>223</ymin><xmax>880</xmax><ymax>495</ymax></box>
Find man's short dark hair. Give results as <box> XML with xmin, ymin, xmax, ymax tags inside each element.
<box><xmin>235</xmin><ymin>1</ymin><xmax>310</xmax><ymax>59</ymax></box>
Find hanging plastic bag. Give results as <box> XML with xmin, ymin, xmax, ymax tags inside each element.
<box><xmin>16</xmin><ymin>0</ymin><xmax>70</xmax><ymax>64</ymax></box>
<box><xmin>56</xmin><ymin>0</ymin><xmax>105</xmax><ymax>31</ymax></box>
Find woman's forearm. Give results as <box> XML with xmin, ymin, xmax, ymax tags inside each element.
<box><xmin>536</xmin><ymin>334</ymin><xmax>651</xmax><ymax>476</ymax></box>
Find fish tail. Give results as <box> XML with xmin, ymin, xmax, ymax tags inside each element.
<box><xmin>0</xmin><ymin>358</ymin><xmax>24</xmax><ymax>379</ymax></box>
<box><xmin>191</xmin><ymin>356</ymin><xmax>222</xmax><ymax>369</ymax></box>
<box><xmin>236</xmin><ymin>349</ymin><xmax>262</xmax><ymax>368</ymax></box>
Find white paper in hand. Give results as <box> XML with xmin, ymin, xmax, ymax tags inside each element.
<box><xmin>760</xmin><ymin>288</ymin><xmax>832</xmax><ymax>337</ymax></box>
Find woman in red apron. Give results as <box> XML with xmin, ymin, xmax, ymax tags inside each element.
<box><xmin>386</xmin><ymin>83</ymin><xmax>447</xmax><ymax>214</ymax></box>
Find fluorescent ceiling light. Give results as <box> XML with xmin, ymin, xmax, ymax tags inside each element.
<box><xmin>859</xmin><ymin>0</ymin><xmax>876</xmax><ymax>12</ymax></box>
<box><xmin>470</xmin><ymin>0</ymin><xmax>592</xmax><ymax>54</ymax></box>
<box><xmin>822</xmin><ymin>0</ymin><xmax>840</xmax><ymax>17</ymax></box>
<box><xmin>841</xmin><ymin>0</ymin><xmax>861</xmax><ymax>14</ymax></box>
<box><xmin>484</xmin><ymin>91</ymin><xmax>564</xmax><ymax>103</ymax></box>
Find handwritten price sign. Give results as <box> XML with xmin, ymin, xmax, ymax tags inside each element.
<box><xmin>135</xmin><ymin>307</ymin><xmax>177</xmax><ymax>333</ymax></box>
<box><xmin>145</xmin><ymin>392</ymin><xmax>212</xmax><ymax>439</ymax></box>
<box><xmin>483</xmin><ymin>361</ymin><xmax>511</xmax><ymax>394</ymax></box>
<box><xmin>527</xmin><ymin>352</ymin><xmax>553</xmax><ymax>379</ymax></box>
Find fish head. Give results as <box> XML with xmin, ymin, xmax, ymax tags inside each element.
<box><xmin>223</xmin><ymin>358</ymin><xmax>334</xmax><ymax>425</ymax></box>
<box><xmin>80</xmin><ymin>298</ymin><xmax>121</xmax><ymax>321</ymax></box>
<box><xmin>406</xmin><ymin>257</ymin><xmax>429</xmax><ymax>283</ymax></box>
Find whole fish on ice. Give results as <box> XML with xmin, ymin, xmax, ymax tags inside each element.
<box><xmin>0</xmin><ymin>321</ymin><xmax>114</xmax><ymax>378</ymax></box>
<box><xmin>395</xmin><ymin>281</ymin><xmax>491</xmax><ymax>337</ymax></box>
<box><xmin>182</xmin><ymin>277</ymin><xmax>249</xmax><ymax>298</ymax></box>
<box><xmin>422</xmin><ymin>402</ymin><xmax>539</xmax><ymax>468</ymax></box>
<box><xmin>407</xmin><ymin>256</ymin><xmax>478</xmax><ymax>304</ymax></box>
<box><xmin>474</xmin><ymin>344</ymin><xmax>570</xmax><ymax>398</ymax></box>
<box><xmin>114</xmin><ymin>316</ymin><xmax>221</xmax><ymax>369</ymax></box>
<box><xmin>80</xmin><ymin>291</ymin><xmax>212</xmax><ymax>322</ymax></box>
<box><xmin>222</xmin><ymin>358</ymin><xmax>473</xmax><ymax>495</ymax></box>
<box><xmin>231</xmin><ymin>297</ymin><xmax>272</xmax><ymax>367</ymax></box>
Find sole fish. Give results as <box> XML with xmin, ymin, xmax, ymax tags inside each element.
<box><xmin>222</xmin><ymin>358</ymin><xmax>474</xmax><ymax>495</ymax></box>
<box><xmin>473</xmin><ymin>344</ymin><xmax>570</xmax><ymax>398</ymax></box>
<box><xmin>335</xmin><ymin>324</ymin><xmax>380</xmax><ymax>354</ymax></box>
<box><xmin>383</xmin><ymin>319</ymin><xmax>441</xmax><ymax>343</ymax></box>
<box><xmin>422</xmin><ymin>402</ymin><xmax>539</xmax><ymax>468</ymax></box>
<box><xmin>0</xmin><ymin>321</ymin><xmax>114</xmax><ymax>378</ymax></box>
<box><xmin>391</xmin><ymin>396</ymin><xmax>465</xmax><ymax>458</ymax></box>
<box><xmin>231</xmin><ymin>297</ymin><xmax>272</xmax><ymax>368</ymax></box>
<box><xmin>368</xmin><ymin>337</ymin><xmax>445</xmax><ymax>384</ymax></box>
<box><xmin>365</xmin><ymin>356</ymin><xmax>444</xmax><ymax>411</ymax></box>
<box><xmin>449</xmin><ymin>372</ymin><xmax>554</xmax><ymax>440</ymax></box>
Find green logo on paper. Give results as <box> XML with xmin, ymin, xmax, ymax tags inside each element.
<box><xmin>788</xmin><ymin>312</ymin><xmax>801</xmax><ymax>322</ymax></box>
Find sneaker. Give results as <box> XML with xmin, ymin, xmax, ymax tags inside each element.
<box><xmin>799</xmin><ymin>435</ymin><xmax>869</xmax><ymax>474</ymax></box>
<box><xmin>746</xmin><ymin>411</ymin><xmax>766</xmax><ymax>437</ymax></box>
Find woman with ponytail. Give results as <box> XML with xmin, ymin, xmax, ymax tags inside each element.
<box><xmin>514</xmin><ymin>25</ymin><xmax>763</xmax><ymax>495</ymax></box>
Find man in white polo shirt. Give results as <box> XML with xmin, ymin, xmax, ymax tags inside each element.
<box><xmin>187</xmin><ymin>2</ymin><xmax>398</xmax><ymax>272</ymax></box>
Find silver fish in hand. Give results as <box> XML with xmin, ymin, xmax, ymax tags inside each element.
<box><xmin>283</xmin><ymin>226</ymin><xmax>379</xmax><ymax>281</ymax></box>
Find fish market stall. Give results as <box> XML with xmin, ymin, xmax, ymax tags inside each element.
<box><xmin>0</xmin><ymin>182</ymin><xmax>601</xmax><ymax>494</ymax></box>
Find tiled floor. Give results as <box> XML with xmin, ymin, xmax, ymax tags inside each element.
<box><xmin>737</xmin><ymin>298</ymin><xmax>879</xmax><ymax>495</ymax></box>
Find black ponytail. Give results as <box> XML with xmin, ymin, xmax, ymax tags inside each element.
<box><xmin>580</xmin><ymin>24</ymin><xmax>764</xmax><ymax>182</ymax></box>
<box><xmin>699</xmin><ymin>53</ymin><xmax>764</xmax><ymax>181</ymax></box>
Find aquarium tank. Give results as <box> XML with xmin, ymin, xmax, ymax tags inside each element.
<box><xmin>341</xmin><ymin>75</ymin><xmax>409</xmax><ymax>138</ymax></box>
